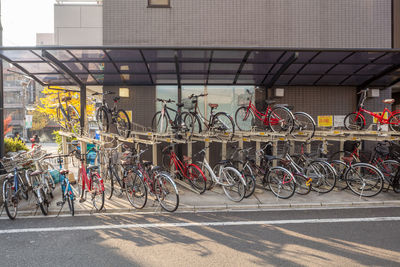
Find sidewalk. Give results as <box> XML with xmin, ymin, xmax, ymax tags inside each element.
<box><xmin>3</xmin><ymin>179</ymin><xmax>400</xmax><ymax>218</ymax></box>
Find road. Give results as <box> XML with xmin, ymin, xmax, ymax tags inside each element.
<box><xmin>0</xmin><ymin>207</ymin><xmax>399</xmax><ymax>266</ymax></box>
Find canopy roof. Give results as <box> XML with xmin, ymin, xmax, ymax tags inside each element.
<box><xmin>1</xmin><ymin>46</ymin><xmax>400</xmax><ymax>89</ymax></box>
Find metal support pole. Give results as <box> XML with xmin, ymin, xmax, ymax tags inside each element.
<box><xmin>62</xmin><ymin>135</ymin><xmax>68</xmax><ymax>169</ymax></box>
<box><xmin>272</xmin><ymin>140</ymin><xmax>278</xmax><ymax>167</ymax></box>
<box><xmin>0</xmin><ymin>1</ymin><xmax>4</xmax><ymax>157</ymax></box>
<box><xmin>80</xmin><ymin>85</ymin><xmax>86</xmax><ymax>136</ymax></box>
<box><xmin>152</xmin><ymin>143</ymin><xmax>158</xmax><ymax>166</ymax></box>
<box><xmin>256</xmin><ymin>141</ymin><xmax>261</xmax><ymax>165</ymax></box>
<box><xmin>221</xmin><ymin>142</ymin><xmax>227</xmax><ymax>160</ymax></box>
<box><xmin>205</xmin><ymin>141</ymin><xmax>210</xmax><ymax>163</ymax></box>
<box><xmin>187</xmin><ymin>141</ymin><xmax>192</xmax><ymax>164</ymax></box>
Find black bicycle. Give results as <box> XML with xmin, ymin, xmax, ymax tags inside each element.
<box><xmin>184</xmin><ymin>93</ymin><xmax>235</xmax><ymax>135</ymax></box>
<box><xmin>151</xmin><ymin>98</ymin><xmax>194</xmax><ymax>134</ymax></box>
<box><xmin>94</xmin><ymin>91</ymin><xmax>131</xmax><ymax>138</ymax></box>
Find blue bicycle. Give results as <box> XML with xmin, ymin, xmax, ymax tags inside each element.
<box><xmin>1</xmin><ymin>152</ymin><xmax>30</xmax><ymax>220</ymax></box>
<box><xmin>53</xmin><ymin>154</ymin><xmax>75</xmax><ymax>216</ymax></box>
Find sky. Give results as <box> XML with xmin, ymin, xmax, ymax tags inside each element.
<box><xmin>1</xmin><ymin>0</ymin><xmax>55</xmax><ymax>46</ymax></box>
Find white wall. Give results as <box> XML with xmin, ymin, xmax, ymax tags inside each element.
<box><xmin>54</xmin><ymin>4</ymin><xmax>102</xmax><ymax>45</ymax></box>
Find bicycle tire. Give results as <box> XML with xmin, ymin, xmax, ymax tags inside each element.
<box><xmin>68</xmin><ymin>105</ymin><xmax>81</xmax><ymax>134</ymax></box>
<box><xmin>18</xmin><ymin>173</ymin><xmax>29</xmax><ymax>200</ymax></box>
<box><xmin>344</xmin><ymin>112</ymin><xmax>365</xmax><ymax>131</ymax></box>
<box><xmin>292</xmin><ymin>112</ymin><xmax>316</xmax><ymax>140</ymax></box>
<box><xmin>96</xmin><ymin>107</ymin><xmax>109</xmax><ymax>132</ymax></box>
<box><xmin>189</xmin><ymin>113</ymin><xmax>202</xmax><ymax>133</ymax></box>
<box><xmin>116</xmin><ymin>109</ymin><xmax>131</xmax><ymax>138</ymax></box>
<box><xmin>3</xmin><ymin>180</ymin><xmax>17</xmax><ymax>220</ymax></box>
<box><xmin>39</xmin><ymin>188</ymin><xmax>49</xmax><ymax>216</ymax></box>
<box><xmin>66</xmin><ymin>191</ymin><xmax>74</xmax><ymax>216</ymax></box>
<box><xmin>187</xmin><ymin>164</ymin><xmax>207</xmax><ymax>194</ymax></box>
<box><xmin>199</xmin><ymin>161</ymin><xmax>215</xmax><ymax>190</ymax></box>
<box><xmin>306</xmin><ymin>161</ymin><xmax>336</xmax><ymax>193</ymax></box>
<box><xmin>155</xmin><ymin>171</ymin><xmax>179</xmax><ymax>212</ymax></box>
<box><xmin>104</xmin><ymin>167</ymin><xmax>114</xmax><ymax>200</ymax></box>
<box><xmin>231</xmin><ymin>161</ymin><xmax>256</xmax><ymax>198</ymax></box>
<box><xmin>389</xmin><ymin>113</ymin><xmax>400</xmax><ymax>132</ymax></box>
<box><xmin>220</xmin><ymin>166</ymin><xmax>246</xmax><ymax>202</ymax></box>
<box><xmin>77</xmin><ymin>168</ymin><xmax>84</xmax><ymax>199</ymax></box>
<box><xmin>345</xmin><ymin>163</ymin><xmax>384</xmax><ymax>197</ymax></box>
<box><xmin>294</xmin><ymin>173</ymin><xmax>312</xmax><ymax>195</ymax></box>
<box><xmin>268</xmin><ymin>106</ymin><xmax>294</xmax><ymax>133</ymax></box>
<box><xmin>264</xmin><ymin>166</ymin><xmax>295</xmax><ymax>199</ymax></box>
<box><xmin>91</xmin><ymin>173</ymin><xmax>105</xmax><ymax>211</ymax></box>
<box><xmin>177</xmin><ymin>111</ymin><xmax>195</xmax><ymax>135</ymax></box>
<box><xmin>211</xmin><ymin>112</ymin><xmax>235</xmax><ymax>135</ymax></box>
<box><xmin>235</xmin><ymin>106</ymin><xmax>255</xmax><ymax>131</ymax></box>
<box><xmin>330</xmin><ymin>160</ymin><xmax>349</xmax><ymax>190</ymax></box>
<box><xmin>125</xmin><ymin>170</ymin><xmax>148</xmax><ymax>209</ymax></box>
<box><xmin>151</xmin><ymin>111</ymin><xmax>168</xmax><ymax>133</ymax></box>
<box><xmin>380</xmin><ymin>160</ymin><xmax>400</xmax><ymax>190</ymax></box>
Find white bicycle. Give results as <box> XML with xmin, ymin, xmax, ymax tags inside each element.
<box><xmin>195</xmin><ymin>147</ymin><xmax>246</xmax><ymax>202</ymax></box>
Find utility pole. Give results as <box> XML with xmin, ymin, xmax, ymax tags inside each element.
<box><xmin>0</xmin><ymin>0</ymin><xmax>5</xmax><ymax>157</ymax></box>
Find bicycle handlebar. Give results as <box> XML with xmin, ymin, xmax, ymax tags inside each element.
<box><xmin>92</xmin><ymin>91</ymin><xmax>116</xmax><ymax>96</ymax></box>
<box><xmin>189</xmin><ymin>93</ymin><xmax>208</xmax><ymax>99</ymax></box>
<box><xmin>357</xmin><ymin>88</ymin><xmax>369</xmax><ymax>94</ymax></box>
<box><xmin>157</xmin><ymin>98</ymin><xmax>175</xmax><ymax>103</ymax></box>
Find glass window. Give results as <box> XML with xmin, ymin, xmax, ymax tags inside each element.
<box><xmin>148</xmin><ymin>0</ymin><xmax>170</xmax><ymax>7</ymax></box>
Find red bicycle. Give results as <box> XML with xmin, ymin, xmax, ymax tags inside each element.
<box><xmin>71</xmin><ymin>143</ymin><xmax>105</xmax><ymax>211</ymax></box>
<box><xmin>344</xmin><ymin>88</ymin><xmax>400</xmax><ymax>131</ymax></box>
<box><xmin>235</xmin><ymin>89</ymin><xmax>294</xmax><ymax>133</ymax></box>
<box><xmin>162</xmin><ymin>144</ymin><xmax>207</xmax><ymax>194</ymax></box>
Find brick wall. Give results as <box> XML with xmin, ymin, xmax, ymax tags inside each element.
<box><xmin>104</xmin><ymin>0</ymin><xmax>391</xmax><ymax>48</ymax></box>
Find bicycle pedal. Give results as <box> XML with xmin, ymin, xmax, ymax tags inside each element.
<box><xmin>79</xmin><ymin>198</ymin><xmax>86</xmax><ymax>203</ymax></box>
<box><xmin>56</xmin><ymin>201</ymin><xmax>64</xmax><ymax>206</ymax></box>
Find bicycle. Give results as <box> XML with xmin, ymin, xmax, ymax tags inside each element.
<box><xmin>101</xmin><ymin>143</ymin><xmax>148</xmax><ymax>209</ymax></box>
<box><xmin>130</xmin><ymin>147</ymin><xmax>179</xmax><ymax>212</ymax></box>
<box><xmin>195</xmin><ymin>146</ymin><xmax>246</xmax><ymax>202</ymax></box>
<box><xmin>344</xmin><ymin>88</ymin><xmax>400</xmax><ymax>131</ymax></box>
<box><xmin>235</xmin><ymin>89</ymin><xmax>294</xmax><ymax>133</ymax></box>
<box><xmin>1</xmin><ymin>152</ymin><xmax>30</xmax><ymax>220</ymax></box>
<box><xmin>94</xmin><ymin>91</ymin><xmax>132</xmax><ymax>138</ymax></box>
<box><xmin>71</xmin><ymin>143</ymin><xmax>105</xmax><ymax>211</ymax></box>
<box><xmin>43</xmin><ymin>154</ymin><xmax>75</xmax><ymax>216</ymax></box>
<box><xmin>161</xmin><ymin>144</ymin><xmax>207</xmax><ymax>194</ymax></box>
<box><xmin>184</xmin><ymin>93</ymin><xmax>235</xmax><ymax>135</ymax></box>
<box><xmin>152</xmin><ymin>98</ymin><xmax>195</xmax><ymax>135</ymax></box>
<box><xmin>49</xmin><ymin>87</ymin><xmax>81</xmax><ymax>135</ymax></box>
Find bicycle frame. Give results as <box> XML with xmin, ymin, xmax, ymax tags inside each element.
<box><xmin>355</xmin><ymin>107</ymin><xmax>395</xmax><ymax>125</ymax></box>
<box><xmin>243</xmin><ymin>100</ymin><xmax>282</xmax><ymax>127</ymax></box>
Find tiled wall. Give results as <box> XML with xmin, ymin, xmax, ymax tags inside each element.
<box><xmin>104</xmin><ymin>0</ymin><xmax>392</xmax><ymax>48</ymax></box>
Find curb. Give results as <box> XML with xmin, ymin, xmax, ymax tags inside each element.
<box><xmin>4</xmin><ymin>200</ymin><xmax>400</xmax><ymax>218</ymax></box>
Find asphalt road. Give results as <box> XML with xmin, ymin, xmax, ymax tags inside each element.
<box><xmin>0</xmin><ymin>207</ymin><xmax>400</xmax><ymax>266</ymax></box>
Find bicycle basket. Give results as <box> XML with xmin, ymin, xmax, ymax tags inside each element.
<box><xmin>183</xmin><ymin>99</ymin><xmax>196</xmax><ymax>110</ymax></box>
<box><xmin>237</xmin><ymin>93</ymin><xmax>250</xmax><ymax>106</ymax></box>
<box><xmin>376</xmin><ymin>144</ymin><xmax>390</xmax><ymax>156</ymax></box>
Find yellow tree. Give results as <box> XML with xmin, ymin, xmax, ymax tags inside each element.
<box><xmin>37</xmin><ymin>86</ymin><xmax>95</xmax><ymax>129</ymax></box>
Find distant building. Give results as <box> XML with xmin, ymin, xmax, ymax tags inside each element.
<box><xmin>36</xmin><ymin>33</ymin><xmax>54</xmax><ymax>46</ymax></box>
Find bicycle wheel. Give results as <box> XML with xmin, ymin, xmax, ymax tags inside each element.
<box><xmin>38</xmin><ymin>188</ymin><xmax>49</xmax><ymax>216</ymax></box>
<box><xmin>231</xmin><ymin>161</ymin><xmax>256</xmax><ymax>198</ymax></box>
<box><xmin>292</xmin><ymin>112</ymin><xmax>316</xmax><ymax>140</ymax></box>
<box><xmin>200</xmin><ymin>161</ymin><xmax>215</xmax><ymax>190</ymax></box>
<box><xmin>177</xmin><ymin>111</ymin><xmax>195</xmax><ymax>135</ymax></box>
<box><xmin>211</xmin><ymin>112</ymin><xmax>235</xmax><ymax>135</ymax></box>
<box><xmin>103</xmin><ymin>167</ymin><xmax>114</xmax><ymax>200</ymax></box>
<box><xmin>235</xmin><ymin>106</ymin><xmax>255</xmax><ymax>131</ymax></box>
<box><xmin>345</xmin><ymin>163</ymin><xmax>384</xmax><ymax>197</ymax></box>
<box><xmin>344</xmin><ymin>112</ymin><xmax>365</xmax><ymax>131</ymax></box>
<box><xmin>389</xmin><ymin>113</ymin><xmax>400</xmax><ymax>132</ymax></box>
<box><xmin>151</xmin><ymin>111</ymin><xmax>168</xmax><ymax>133</ymax></box>
<box><xmin>328</xmin><ymin>150</ymin><xmax>357</xmax><ymax>162</ymax></box>
<box><xmin>187</xmin><ymin>164</ymin><xmax>207</xmax><ymax>194</ymax></box>
<box><xmin>186</xmin><ymin>113</ymin><xmax>202</xmax><ymax>133</ymax></box>
<box><xmin>155</xmin><ymin>172</ymin><xmax>179</xmax><ymax>212</ymax></box>
<box><xmin>96</xmin><ymin>107</ymin><xmax>109</xmax><ymax>132</ymax></box>
<box><xmin>380</xmin><ymin>160</ymin><xmax>400</xmax><ymax>190</ymax></box>
<box><xmin>125</xmin><ymin>170</ymin><xmax>148</xmax><ymax>209</ymax></box>
<box><xmin>116</xmin><ymin>109</ymin><xmax>131</xmax><ymax>138</ymax></box>
<box><xmin>3</xmin><ymin>180</ymin><xmax>17</xmax><ymax>220</ymax></box>
<box><xmin>265</xmin><ymin>166</ymin><xmax>295</xmax><ymax>199</ymax></box>
<box><xmin>68</xmin><ymin>105</ymin><xmax>81</xmax><ymax>135</ymax></box>
<box><xmin>306</xmin><ymin>161</ymin><xmax>336</xmax><ymax>193</ymax></box>
<box><xmin>91</xmin><ymin>173</ymin><xmax>105</xmax><ymax>211</ymax></box>
<box><xmin>220</xmin><ymin>166</ymin><xmax>246</xmax><ymax>202</ymax></box>
<box><xmin>77</xmin><ymin>168</ymin><xmax>84</xmax><ymax>198</ymax></box>
<box><xmin>330</xmin><ymin>160</ymin><xmax>349</xmax><ymax>190</ymax></box>
<box><xmin>66</xmin><ymin>190</ymin><xmax>74</xmax><ymax>216</ymax></box>
<box><xmin>268</xmin><ymin>106</ymin><xmax>294</xmax><ymax>133</ymax></box>
<box><xmin>18</xmin><ymin>173</ymin><xmax>29</xmax><ymax>200</ymax></box>
<box><xmin>294</xmin><ymin>173</ymin><xmax>312</xmax><ymax>195</ymax></box>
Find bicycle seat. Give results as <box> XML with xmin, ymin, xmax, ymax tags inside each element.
<box><xmin>60</xmin><ymin>169</ymin><xmax>69</xmax><ymax>175</ymax></box>
<box><xmin>143</xmin><ymin>161</ymin><xmax>152</xmax><ymax>167</ymax></box>
<box><xmin>113</xmin><ymin>96</ymin><xmax>121</xmax><ymax>102</ymax></box>
<box><xmin>383</xmin><ymin>99</ymin><xmax>395</xmax><ymax>104</ymax></box>
<box><xmin>265</xmin><ymin>100</ymin><xmax>276</xmax><ymax>105</ymax></box>
<box><xmin>209</xmin><ymin>103</ymin><xmax>219</xmax><ymax>109</ymax></box>
<box><xmin>264</xmin><ymin>155</ymin><xmax>280</xmax><ymax>161</ymax></box>
<box><xmin>87</xmin><ymin>165</ymin><xmax>99</xmax><ymax>171</ymax></box>
<box><xmin>30</xmin><ymin>170</ymin><xmax>43</xmax><ymax>176</ymax></box>
<box><xmin>61</xmin><ymin>96</ymin><xmax>72</xmax><ymax>102</ymax></box>
<box><xmin>218</xmin><ymin>160</ymin><xmax>231</xmax><ymax>164</ymax></box>
<box><xmin>176</xmin><ymin>103</ymin><xmax>184</xmax><ymax>108</ymax></box>
<box><xmin>183</xmin><ymin>155</ymin><xmax>191</xmax><ymax>162</ymax></box>
<box><xmin>342</xmin><ymin>156</ymin><xmax>353</xmax><ymax>164</ymax></box>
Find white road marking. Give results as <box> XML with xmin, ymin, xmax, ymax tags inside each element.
<box><xmin>1</xmin><ymin>205</ymin><xmax>400</xmax><ymax>220</ymax></box>
<box><xmin>1</xmin><ymin>216</ymin><xmax>400</xmax><ymax>234</ymax></box>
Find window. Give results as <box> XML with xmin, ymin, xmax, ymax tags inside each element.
<box><xmin>148</xmin><ymin>0</ymin><xmax>170</xmax><ymax>8</ymax></box>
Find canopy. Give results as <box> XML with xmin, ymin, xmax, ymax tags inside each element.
<box><xmin>0</xmin><ymin>46</ymin><xmax>400</xmax><ymax>89</ymax></box>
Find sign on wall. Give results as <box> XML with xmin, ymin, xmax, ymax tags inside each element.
<box><xmin>333</xmin><ymin>115</ymin><xmax>345</xmax><ymax>128</ymax></box>
<box><xmin>318</xmin><ymin>116</ymin><xmax>333</xmax><ymax>127</ymax></box>
<box><xmin>25</xmin><ymin>115</ymin><xmax>33</xmax><ymax>129</ymax></box>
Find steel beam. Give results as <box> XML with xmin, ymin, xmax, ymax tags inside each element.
<box><xmin>264</xmin><ymin>52</ymin><xmax>299</xmax><ymax>88</ymax></box>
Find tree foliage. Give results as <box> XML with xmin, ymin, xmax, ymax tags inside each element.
<box><xmin>32</xmin><ymin>109</ymin><xmax>50</xmax><ymax>131</ymax></box>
